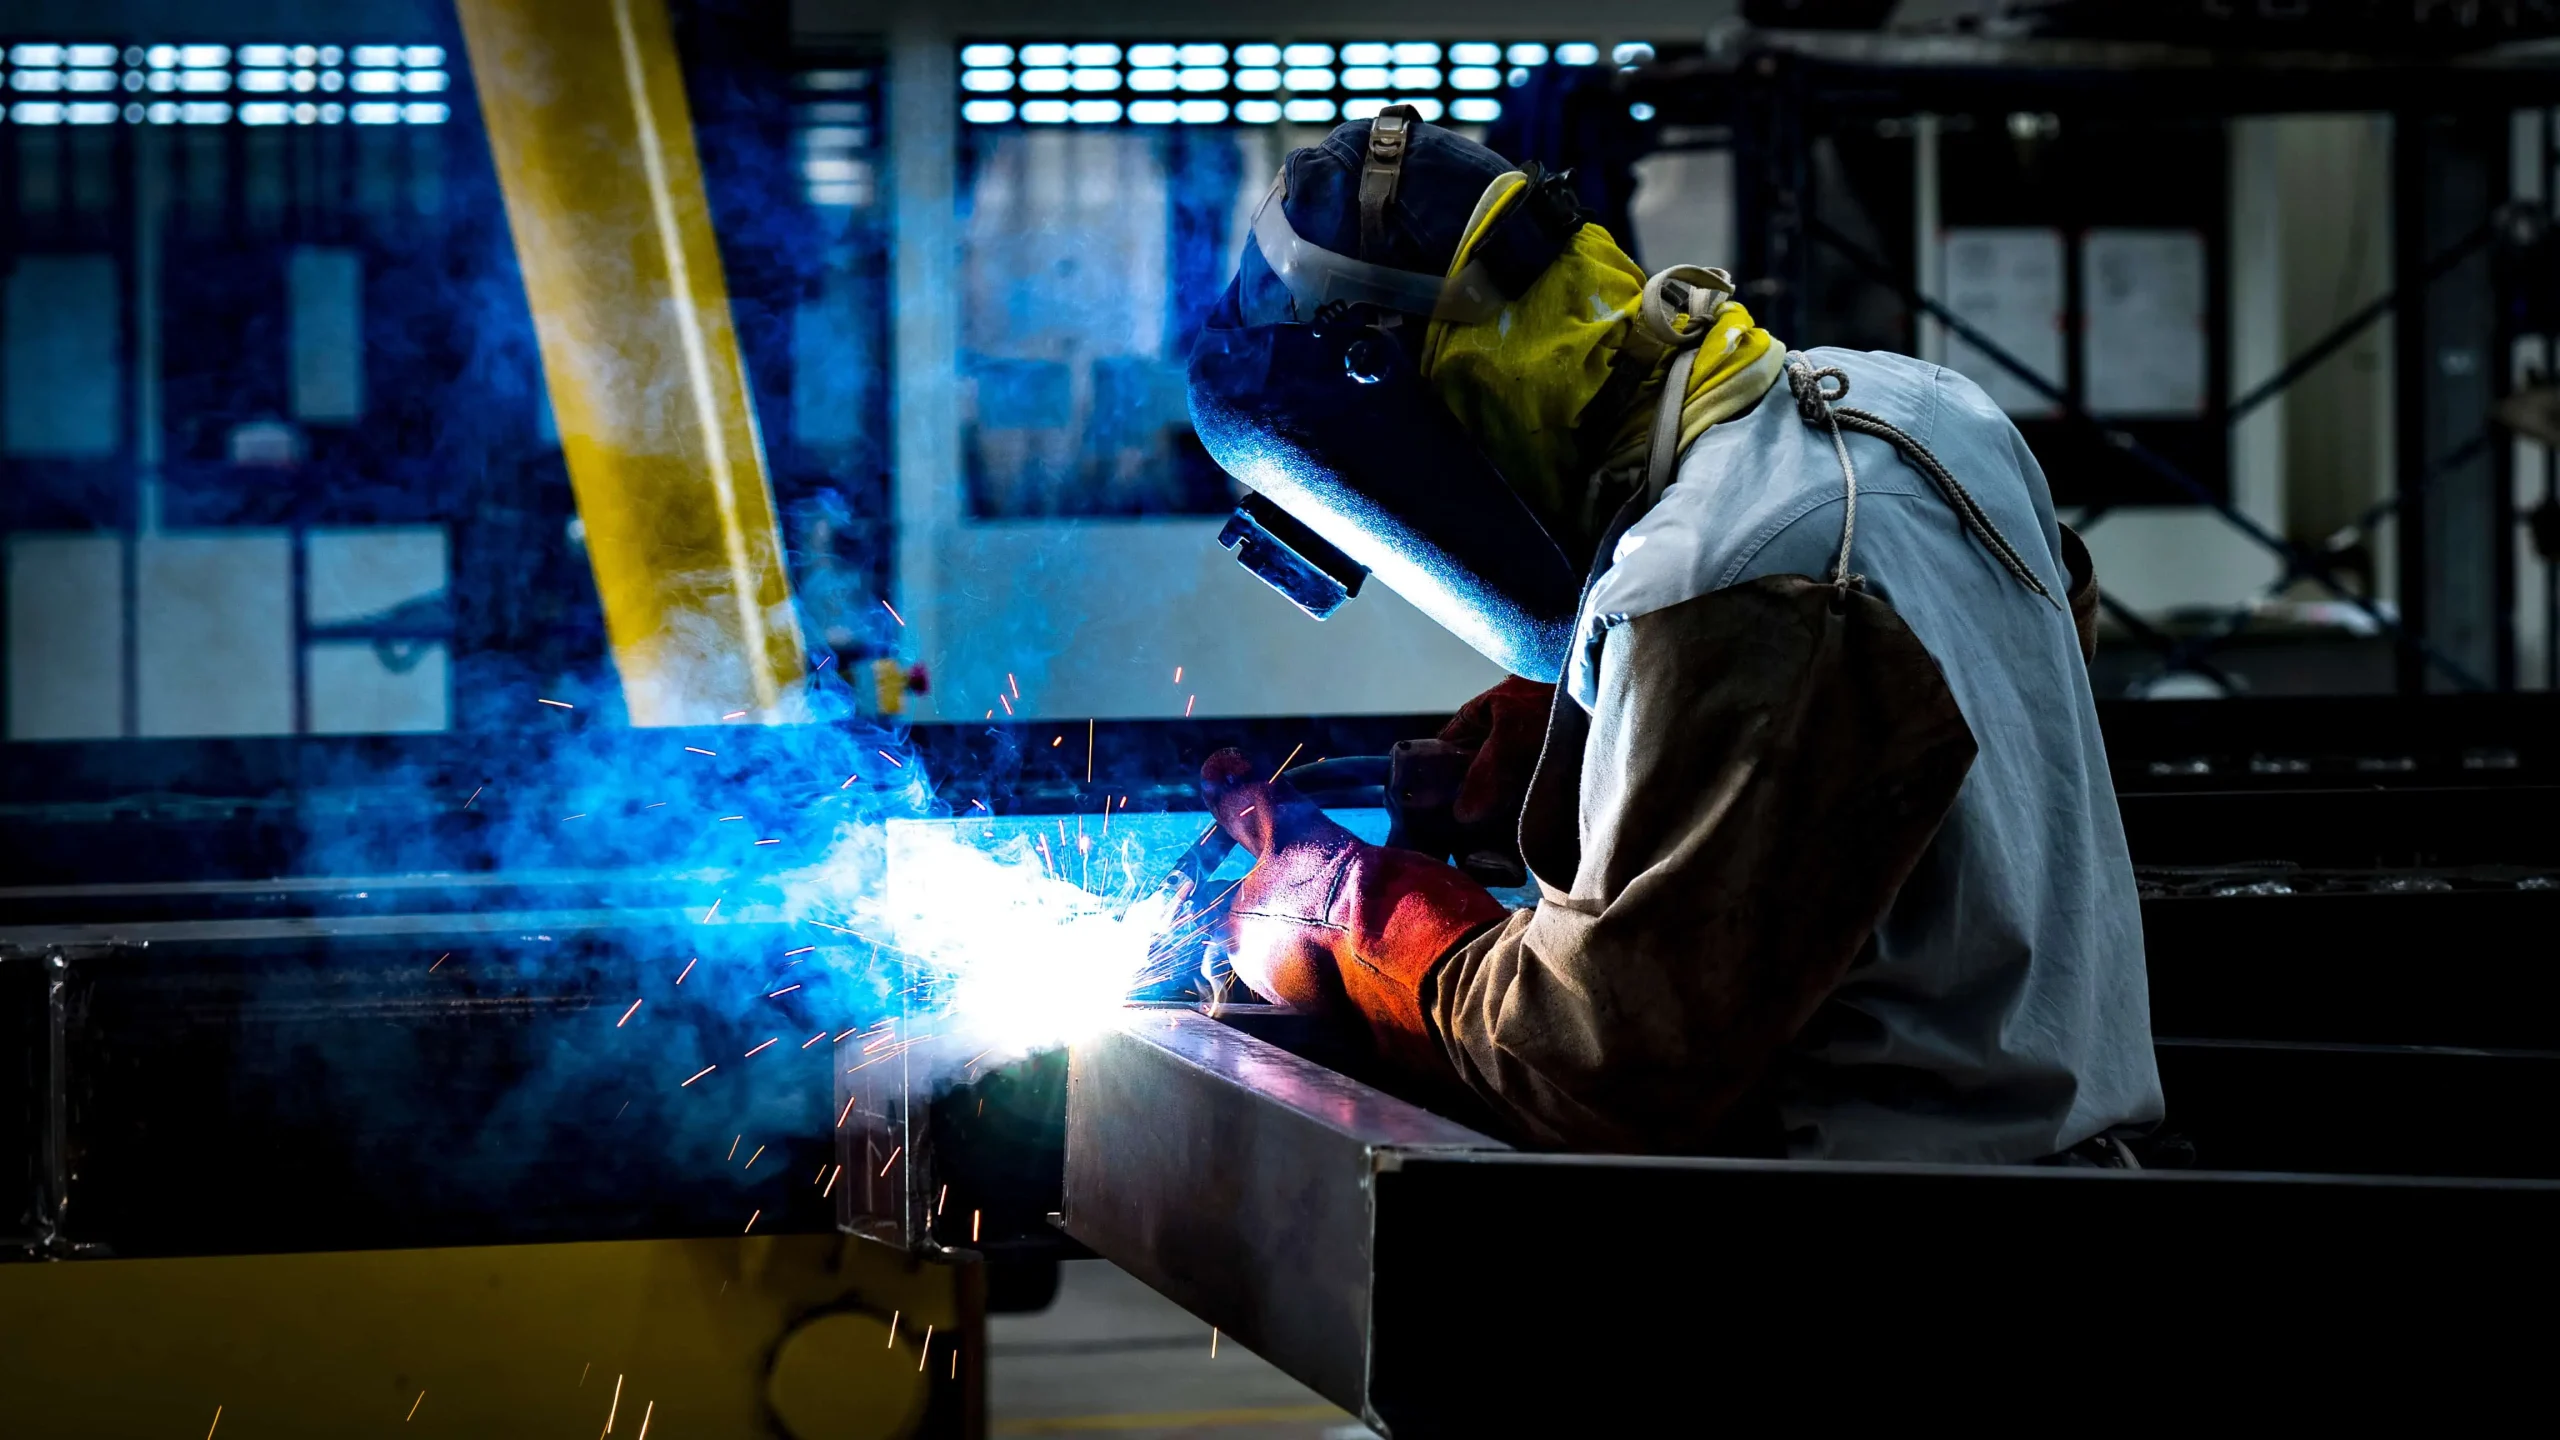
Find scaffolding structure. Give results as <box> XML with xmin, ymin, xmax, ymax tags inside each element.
<box><xmin>1647</xmin><ymin>31</ymin><xmax>2560</xmax><ymax>694</ymax></box>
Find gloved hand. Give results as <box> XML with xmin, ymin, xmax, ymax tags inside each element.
<box><xmin>1439</xmin><ymin>675</ymin><xmax>1555</xmax><ymax>867</ymax></box>
<box><xmin>1199</xmin><ymin>748</ymin><xmax>1512</xmax><ymax>1071</ymax></box>
<box><xmin>1387</xmin><ymin>676</ymin><xmax>1554</xmax><ymax>884</ymax></box>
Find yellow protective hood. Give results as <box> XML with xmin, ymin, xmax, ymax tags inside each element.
<box><xmin>1415</xmin><ymin>172</ymin><xmax>1785</xmax><ymax>560</ymax></box>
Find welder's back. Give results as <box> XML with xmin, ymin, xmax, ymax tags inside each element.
<box><xmin>1578</xmin><ymin>346</ymin><xmax>2164</xmax><ymax>1162</ymax></box>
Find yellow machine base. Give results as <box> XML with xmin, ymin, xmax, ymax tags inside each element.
<box><xmin>0</xmin><ymin>1235</ymin><xmax>979</xmax><ymax>1438</ymax></box>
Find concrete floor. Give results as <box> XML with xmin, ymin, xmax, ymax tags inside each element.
<box><xmin>986</xmin><ymin>1261</ymin><xmax>1376</xmax><ymax>1439</ymax></box>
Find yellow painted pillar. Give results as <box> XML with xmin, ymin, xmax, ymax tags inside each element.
<box><xmin>458</xmin><ymin>0</ymin><xmax>805</xmax><ymax>724</ymax></box>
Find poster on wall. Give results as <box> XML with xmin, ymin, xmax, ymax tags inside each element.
<box><xmin>2082</xmin><ymin>227</ymin><xmax>2208</xmax><ymax>419</ymax></box>
<box><xmin>1941</xmin><ymin>227</ymin><xmax>2065</xmax><ymax>419</ymax></box>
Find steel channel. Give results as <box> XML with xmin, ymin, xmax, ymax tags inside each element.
<box><xmin>1059</xmin><ymin>1009</ymin><xmax>1504</xmax><ymax>1415</ymax></box>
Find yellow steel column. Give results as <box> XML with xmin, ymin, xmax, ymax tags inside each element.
<box><xmin>458</xmin><ymin>0</ymin><xmax>804</xmax><ymax>724</ymax></box>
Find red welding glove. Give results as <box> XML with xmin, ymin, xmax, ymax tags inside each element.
<box><xmin>1201</xmin><ymin>748</ymin><xmax>1512</xmax><ymax>1073</ymax></box>
<box><xmin>1437</xmin><ymin>675</ymin><xmax>1555</xmax><ymax>877</ymax></box>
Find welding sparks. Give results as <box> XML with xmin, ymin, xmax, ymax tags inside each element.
<box><xmin>685</xmin><ymin>746</ymin><xmax>717</xmax><ymax>757</ymax></box>
<box><xmin>605</xmin><ymin>1374</ymin><xmax>622</xmax><ymax>1433</ymax></box>
<box><xmin>745</xmin><ymin>1144</ymin><xmax>765</xmax><ymax>1169</ymax></box>
<box><xmin>744</xmin><ymin>1208</ymin><xmax>760</xmax><ymax>1233</ymax></box>
<box><xmin>703</xmin><ymin>897</ymin><xmax>723</xmax><ymax>921</ymax></box>
<box><xmin>537</xmin><ymin>697</ymin><xmax>574</xmax><ymax>709</ymax></box>
<box><xmin>1185</xmin><ymin>694</ymin><xmax>1196</xmax><ymax>716</ymax></box>
<box><xmin>428</xmin><ymin>952</ymin><xmax>449</xmax><ymax>973</ymax></box>
<box><xmin>1212</xmin><ymin>1327</ymin><xmax>1221</xmax><ymax>1358</ymax></box>
<box><xmin>1051</xmin><ymin>735</ymin><xmax>1063</xmax><ymax>748</ymax></box>
<box><xmin>822</xmin><ymin>1164</ymin><xmax>842</xmax><ymax>1197</ymax></box>
<box><xmin>718</xmin><ymin>815</ymin><xmax>744</xmax><ymax>822</ymax></box>
<box><xmin>1174</xmin><ymin>665</ymin><xmax>1183</xmax><ymax>683</ymax></box>
<box><xmin>406</xmin><ymin>1390</ymin><xmax>425</xmax><ymax>1421</ymax></box>
<box><xmin>938</xmin><ymin>1183</ymin><xmax>948</xmax><ymax>1215</ymax></box>
<box><xmin>744</xmin><ymin>1038</ymin><xmax>778</xmax><ymax>1058</ymax></box>
<box><xmin>972</xmin><ymin>1209</ymin><xmax>982</xmax><ymax>1242</ymax></box>
<box><xmin>784</xmin><ymin>945</ymin><xmax>816</xmax><ymax>957</ymax></box>
<box><xmin>722</xmin><ymin>710</ymin><xmax>747</xmax><ymax>720</ymax></box>
<box><xmin>886</xmin><ymin>1311</ymin><xmax>899</xmax><ymax>1347</ymax></box>
<box><xmin>837</xmin><ymin>1093</ymin><xmax>858</xmax><ymax>1128</ymax></box>
<box><xmin>1008</xmin><ymin>672</ymin><xmax>1020</xmax><ymax>699</ymax></box>
<box><xmin>882</xmin><ymin>598</ymin><xmax>905</xmax><ymax>626</ymax></box>
<box><xmin>878</xmin><ymin>750</ymin><xmax>905</xmax><ymax>768</ymax></box>
<box><xmin>970</xmin><ymin>799</ymin><xmax>987</xmax><ymax>811</ymax></box>
<box><xmin>462</xmin><ymin>785</ymin><xmax>484</xmax><ymax>810</ymax></box>
<box><xmin>999</xmin><ymin>694</ymin><xmax>1013</xmax><ymax>716</ymax></box>
<box><xmin>864</xmin><ymin>825</ymin><xmax>1177</xmax><ymax>1058</ymax></box>
<box><xmin>1271</xmin><ymin>742</ymin><xmax>1305</xmax><ymax>781</ymax></box>
<box><xmin>755</xmin><ymin>838</ymin><xmax>781</xmax><ymax>846</ymax></box>
<box><xmin>841</xmin><ymin>774</ymin><xmax>858</xmax><ymax>789</ymax></box>
<box><xmin>616</xmin><ymin>999</ymin><xmax>642</xmax><ymax>1027</ymax></box>
<box><xmin>768</xmin><ymin>984</ymin><xmax>801</xmax><ymax>998</ymax></box>
<box><xmin>207</xmin><ymin>1406</ymin><xmax>221</xmax><ymax>1438</ymax></box>
<box><xmin>637</xmin><ymin>1401</ymin><xmax>654</xmax><ymax>1440</ymax></box>
<box><xmin>1087</xmin><ymin>718</ymin><xmax>1096</xmax><ymax>782</ymax></box>
<box><xmin>801</xmin><ymin>1031</ymin><xmax>827</xmax><ymax>1049</ymax></box>
<box><xmin>879</xmin><ymin>1145</ymin><xmax>902</xmax><ymax>1176</ymax></box>
<box><xmin>681</xmin><ymin>1065</ymin><xmax>717</xmax><ymax>1087</ymax></box>
<box><xmin>728</xmin><ymin>1135</ymin><xmax>742</xmax><ymax>1161</ymax></box>
<box><xmin>675</xmin><ymin>958</ymin><xmax>697</xmax><ymax>984</ymax></box>
<box><xmin>919</xmin><ymin>1324</ymin><xmax>934</xmax><ymax>1372</ymax></box>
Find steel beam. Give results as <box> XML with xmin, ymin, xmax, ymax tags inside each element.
<box><xmin>1063</xmin><ymin>1008</ymin><xmax>2560</xmax><ymax>1431</ymax></box>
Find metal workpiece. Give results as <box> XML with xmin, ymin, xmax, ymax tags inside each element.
<box><xmin>1</xmin><ymin>900</ymin><xmax>850</xmax><ymax>1260</ymax></box>
<box><xmin>1064</xmin><ymin>1006</ymin><xmax>2560</xmax><ymax>1429</ymax></box>
<box><xmin>1060</xmin><ymin>1008</ymin><xmax>1503</xmax><ymax>1421</ymax></box>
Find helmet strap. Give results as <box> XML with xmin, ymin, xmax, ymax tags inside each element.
<box><xmin>1357</xmin><ymin>104</ymin><xmax>1422</xmax><ymax>261</ymax></box>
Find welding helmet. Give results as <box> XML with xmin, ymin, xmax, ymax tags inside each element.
<box><xmin>1188</xmin><ymin>108</ymin><xmax>1589</xmax><ymax>682</ymax></box>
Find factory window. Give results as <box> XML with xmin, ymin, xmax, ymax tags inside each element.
<box><xmin>304</xmin><ymin>524</ymin><xmax>450</xmax><ymax>734</ymax></box>
<box><xmin>950</xmin><ymin>39</ymin><xmax>1653</xmax><ymax>518</ymax></box>
<box><xmin>4</xmin><ymin>531</ymin><xmax>122</xmax><ymax>739</ymax></box>
<box><xmin>950</xmin><ymin>37</ymin><xmax>1652</xmax><ymax>130</ymax></box>
<box><xmin>286</xmin><ymin>247</ymin><xmax>364</xmax><ymax>423</ymax></box>
<box><xmin>3</xmin><ymin>253</ymin><xmax>121</xmax><ymax>457</ymax></box>
<box><xmin>956</xmin><ymin>124</ymin><xmax>1245</xmax><ymax>518</ymax></box>
<box><xmin>0</xmin><ymin>41</ymin><xmax>449</xmax><ymax>127</ymax></box>
<box><xmin>1</xmin><ymin>37</ymin><xmax>513</xmax><ymax>743</ymax></box>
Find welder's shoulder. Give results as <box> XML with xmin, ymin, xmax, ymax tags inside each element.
<box><xmin>1800</xmin><ymin>345</ymin><xmax>2032</xmax><ymax>450</ymax></box>
<box><xmin>1725</xmin><ymin>347</ymin><xmax>2046</xmax><ymax>588</ymax></box>
<box><xmin>1798</xmin><ymin>345</ymin><xmax>2054</xmax><ymax>517</ymax></box>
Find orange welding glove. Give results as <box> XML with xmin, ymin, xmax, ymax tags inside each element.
<box><xmin>1200</xmin><ymin>748</ymin><xmax>1513</xmax><ymax>1074</ymax></box>
<box><xmin>1438</xmin><ymin>675</ymin><xmax>1555</xmax><ymax>872</ymax></box>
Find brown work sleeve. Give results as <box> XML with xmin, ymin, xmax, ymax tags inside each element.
<box><xmin>1414</xmin><ymin>575</ymin><xmax>1978</xmax><ymax>1153</ymax></box>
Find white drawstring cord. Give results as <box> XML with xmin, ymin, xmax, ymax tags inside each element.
<box><xmin>1786</xmin><ymin>356</ymin><xmax>1862</xmax><ymax>594</ymax></box>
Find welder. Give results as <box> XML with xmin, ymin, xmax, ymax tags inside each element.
<box><xmin>1186</xmin><ymin>108</ymin><xmax>2162</xmax><ymax>1164</ymax></box>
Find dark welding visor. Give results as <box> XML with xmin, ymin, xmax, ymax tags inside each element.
<box><xmin>1188</xmin><ymin>314</ymin><xmax>1581</xmax><ymax>682</ymax></box>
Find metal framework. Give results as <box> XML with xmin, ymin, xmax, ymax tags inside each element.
<box><xmin>1677</xmin><ymin>32</ymin><xmax>2560</xmax><ymax>695</ymax></box>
